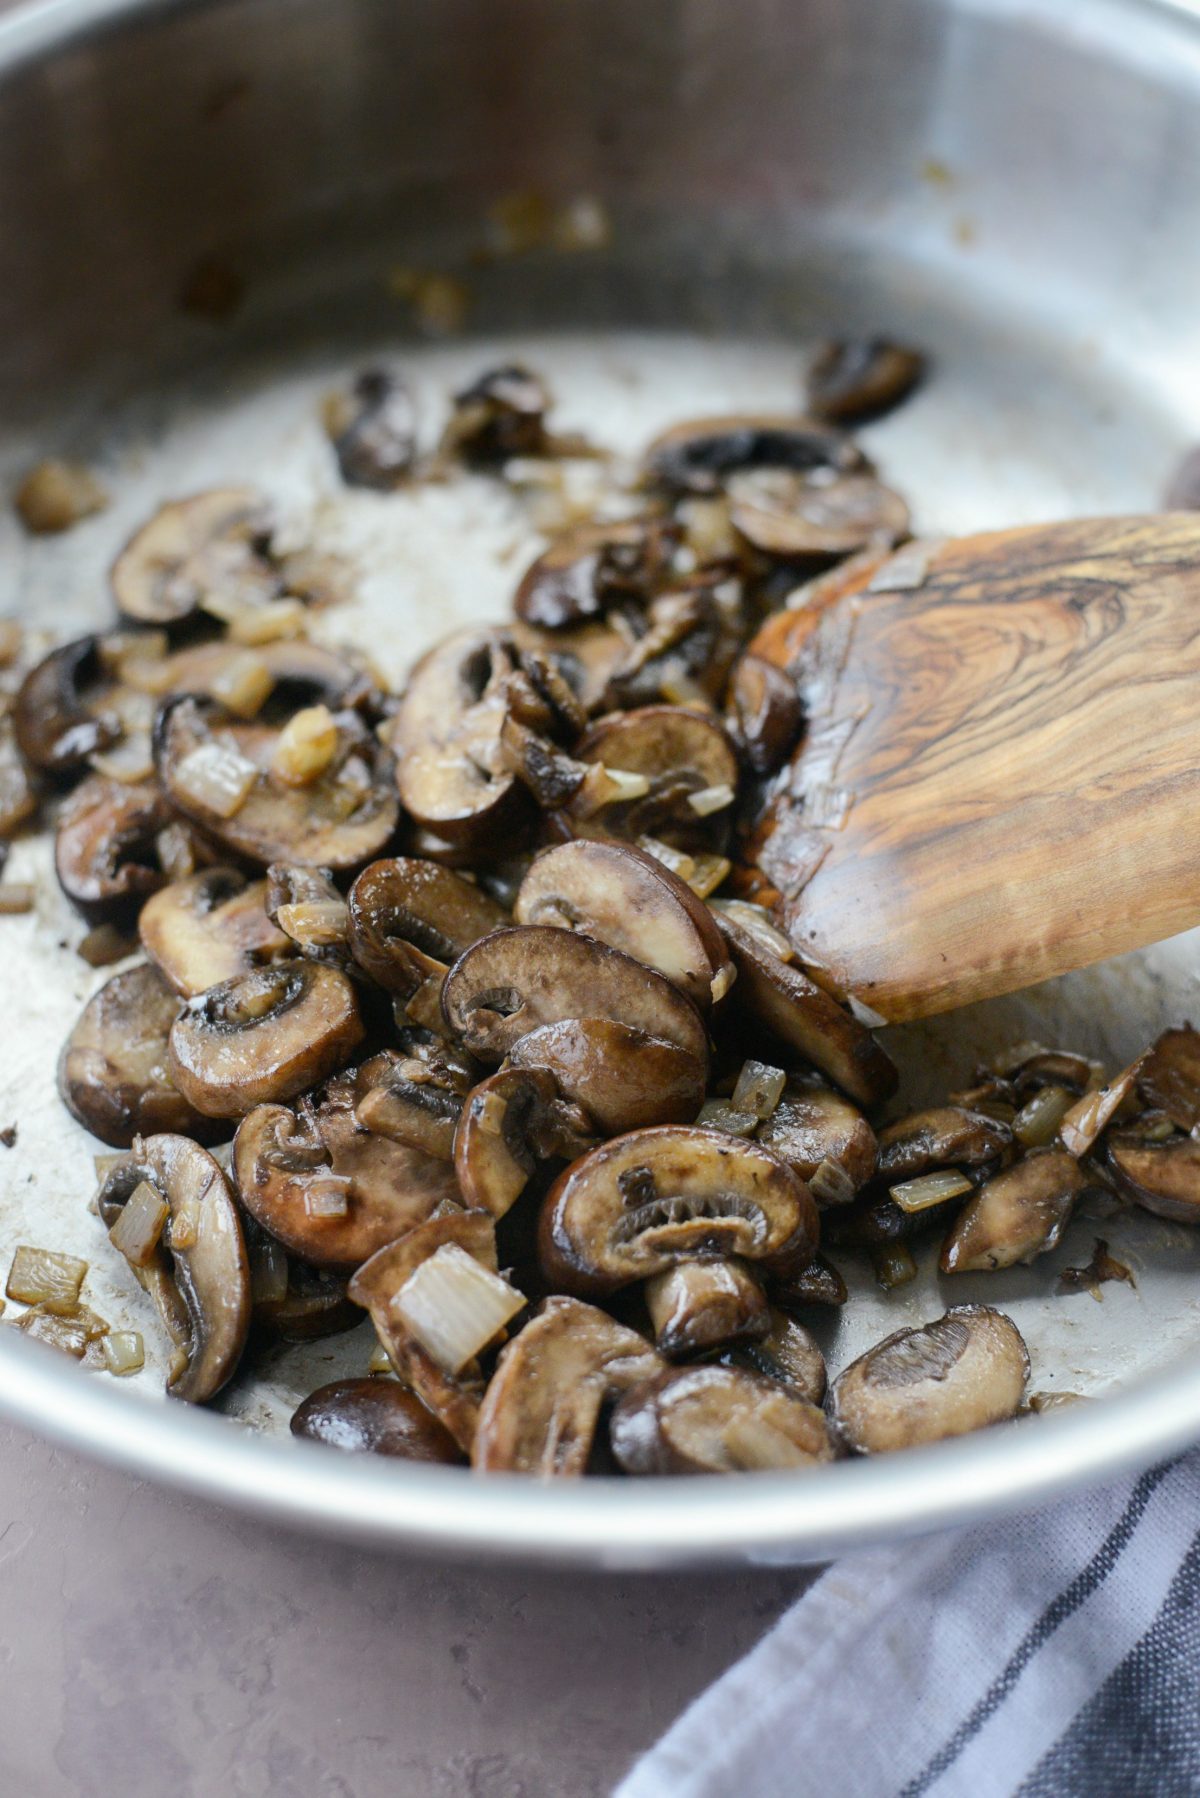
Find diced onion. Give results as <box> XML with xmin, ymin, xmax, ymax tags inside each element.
<box><xmin>101</xmin><ymin>1331</ymin><xmax>145</xmax><ymax>1376</ymax></box>
<box><xmin>696</xmin><ymin>1099</ymin><xmax>759</xmax><ymax>1138</ymax></box>
<box><xmin>303</xmin><ymin>1174</ymin><xmax>352</xmax><ymax>1219</ymax></box>
<box><xmin>732</xmin><ymin>1059</ymin><xmax>787</xmax><ymax>1120</ymax></box>
<box><xmin>889</xmin><ymin>1168</ymin><xmax>974</xmax><ymax>1212</ymax></box>
<box><xmin>174</xmin><ymin>740</ymin><xmax>258</xmax><ymax>818</ymax></box>
<box><xmin>276</xmin><ymin>899</ymin><xmax>349</xmax><ymax>948</ymax></box>
<box><xmin>810</xmin><ymin>1157</ymin><xmax>857</xmax><ymax>1206</ymax></box>
<box><xmin>576</xmin><ymin>763</ymin><xmax>651</xmax><ymax>815</ymax></box>
<box><xmin>228</xmin><ymin>598</ymin><xmax>307</xmax><ymax>645</ymax></box>
<box><xmin>1013</xmin><ymin>1084</ymin><xmax>1074</xmax><ymax>1149</ymax></box>
<box><xmin>6</xmin><ymin>1244</ymin><xmax>88</xmax><ymax>1307</ymax></box>
<box><xmin>14</xmin><ymin>1306</ymin><xmax>90</xmax><ymax>1357</ymax></box>
<box><xmin>709</xmin><ymin>899</ymin><xmax>794</xmax><ymax>963</ymax></box>
<box><xmin>90</xmin><ymin>734</ymin><xmax>156</xmax><ymax>784</ymax></box>
<box><xmin>367</xmin><ymin>1333</ymin><xmax>394</xmax><ymax>1375</ymax></box>
<box><xmin>272</xmin><ymin>705</ymin><xmax>338</xmax><ymax>785</ymax></box>
<box><xmin>685</xmin><ymin>854</ymin><xmax>731</xmax><ymax>900</ymax></box>
<box><xmin>108</xmin><ymin>1179</ymin><xmax>169</xmax><ymax>1269</ymax></box>
<box><xmin>687</xmin><ymin>783</ymin><xmax>735</xmax><ymax>817</ymax></box>
<box><xmin>637</xmin><ymin>836</ymin><xmax>695</xmax><ymax>880</ymax></box>
<box><xmin>473</xmin><ymin>1090</ymin><xmax>510</xmax><ymax>1137</ymax></box>
<box><xmin>405</xmin><ymin>973</ymin><xmax>447</xmax><ymax>1033</ymax></box>
<box><xmin>209</xmin><ymin>651</ymin><xmax>275</xmax><ymax>720</ymax></box>
<box><xmin>395</xmin><ymin>1243</ymin><xmax>523</xmax><ymax>1374</ymax></box>
<box><xmin>709</xmin><ymin>962</ymin><xmax>737</xmax><ymax>1005</ymax></box>
<box><xmin>249</xmin><ymin>1235</ymin><xmax>290</xmax><ymax>1305</ymax></box>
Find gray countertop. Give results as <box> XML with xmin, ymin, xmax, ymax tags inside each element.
<box><xmin>0</xmin><ymin>1419</ymin><xmax>812</xmax><ymax>1796</ymax></box>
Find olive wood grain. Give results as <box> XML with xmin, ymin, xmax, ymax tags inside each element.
<box><xmin>745</xmin><ymin>515</ymin><xmax>1200</xmax><ymax>1022</ymax></box>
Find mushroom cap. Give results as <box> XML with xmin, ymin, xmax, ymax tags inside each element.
<box><xmin>642</xmin><ymin>414</ymin><xmax>866</xmax><ymax>496</ymax></box>
<box><xmin>97</xmin><ymin>1132</ymin><xmax>251</xmax><ymax>1403</ymax></box>
<box><xmin>645</xmin><ymin>1257</ymin><xmax>770</xmax><ymax>1359</ymax></box>
<box><xmin>454</xmin><ymin>1066</ymin><xmax>595</xmax><ymax>1219</ymax></box>
<box><xmin>513</xmin><ymin>516</ymin><xmax>679</xmax><ymax>631</ymax></box>
<box><xmin>234</xmin><ymin>1070</ymin><xmax>461</xmax><ymax>1270</ymax></box>
<box><xmin>538</xmin><ymin>1125</ymin><xmax>818</xmax><ymax>1295</ymax></box>
<box><xmin>940</xmin><ymin>1147</ymin><xmax>1083</xmax><ymax>1273</ymax></box>
<box><xmin>727</xmin><ymin>469</ymin><xmax>909</xmax><ymax>561</ymax></box>
<box><xmin>806</xmin><ymin>338</ymin><xmax>924</xmax><ymax>425</ymax></box>
<box><xmin>877</xmin><ymin>1105</ymin><xmax>1013</xmax><ymax>1180</ymax></box>
<box><xmin>829</xmin><ymin>1305</ymin><xmax>1030</xmax><ymax>1454</ymax></box>
<box><xmin>472</xmin><ymin>1295</ymin><xmax>664</xmax><ymax>1475</ymax></box>
<box><xmin>14</xmin><ymin>634</ymin><xmax>122</xmax><ymax>774</ymax></box>
<box><xmin>140</xmin><ymin>868</ymin><xmax>290</xmax><ymax>996</ymax></box>
<box><xmin>110</xmin><ymin>488</ymin><xmax>272</xmax><ymax>626</ymax></box>
<box><xmin>291</xmin><ymin>1377</ymin><xmax>463</xmax><ymax>1462</ymax></box>
<box><xmin>514</xmin><ymin>838</ymin><xmax>731</xmax><ymax>1011</ymax></box>
<box><xmin>1106</xmin><ymin>1131</ymin><xmax>1200</xmax><ymax>1224</ymax></box>
<box><xmin>58</xmin><ymin>961</ymin><xmax>216</xmax><ymax>1148</ymax></box>
<box><xmin>54</xmin><ymin>774</ymin><xmax>175</xmax><ymax>921</ymax></box>
<box><xmin>568</xmin><ymin>705</ymin><xmax>739</xmax><ymax>849</ymax></box>
<box><xmin>326</xmin><ymin>370</ymin><xmax>416</xmax><ymax>493</ymax></box>
<box><xmin>610</xmin><ymin>1364</ymin><xmax>836</xmax><ymax>1475</ymax></box>
<box><xmin>441</xmin><ymin>925</ymin><xmax>710</xmax><ymax>1067</ymax></box>
<box><xmin>169</xmin><ymin>961</ymin><xmax>363</xmax><ymax>1119</ymax></box>
<box><xmin>347</xmin><ymin>855</ymin><xmax>508</xmax><ymax>998</ymax></box>
<box><xmin>507</xmin><ymin>1019</ymin><xmax>707</xmax><ymax>1136</ymax></box>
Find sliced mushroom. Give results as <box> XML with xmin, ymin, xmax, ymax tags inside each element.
<box><xmin>727</xmin><ymin>470</ymin><xmax>909</xmax><ymax>561</ymax></box>
<box><xmin>877</xmin><ymin>1106</ymin><xmax>1014</xmax><ymax>1181</ymax></box>
<box><xmin>291</xmin><ymin>1377</ymin><xmax>463</xmax><ymax>1461</ymax></box>
<box><xmin>163</xmin><ymin>638</ymin><xmax>380</xmax><ymax>720</ymax></box>
<box><xmin>538</xmin><ymin>1125</ymin><xmax>817</xmax><ymax>1296</ymax></box>
<box><xmin>14</xmin><ymin>635</ymin><xmax>123</xmax><ymax>775</ymax></box>
<box><xmin>155</xmin><ymin>694</ymin><xmax>398</xmax><ymax>870</ymax></box>
<box><xmin>718</xmin><ymin>914</ymin><xmax>897</xmax><ymax>1109</ymax></box>
<box><xmin>138</xmin><ymin>868</ymin><xmax>289</xmax><ymax>994</ymax></box>
<box><xmin>734</xmin><ymin>1308</ymin><xmax>827</xmax><ymax>1403</ymax></box>
<box><xmin>471</xmin><ymin>1295</ymin><xmax>665</xmax><ymax>1474</ymax></box>
<box><xmin>643</xmin><ymin>415</ymin><xmax>865</xmax><ymax>496</ymax></box>
<box><xmin>1137</xmin><ymin>1025</ymin><xmax>1200</xmax><ymax>1132</ymax></box>
<box><xmin>940</xmin><ymin>1148</ymin><xmax>1085</xmax><ymax>1273</ymax></box>
<box><xmin>169</xmin><ymin>961</ymin><xmax>363</xmax><ymax>1119</ymax></box>
<box><xmin>1000</xmin><ymin>1047</ymin><xmax>1096</xmax><ymax>1097</ymax></box>
<box><xmin>352</xmin><ymin>1043</ymin><xmax>478</xmax><ymax>1160</ymax></box>
<box><xmin>755</xmin><ymin>1075</ymin><xmax>877</xmax><ymax>1201</ymax></box>
<box><xmin>514</xmin><ymin>840</ymin><xmax>732</xmax><ymax>1010</ymax></box>
<box><xmin>611</xmin><ymin>1364</ymin><xmax>836</xmax><ymax>1475</ymax></box>
<box><xmin>454</xmin><ymin>1067</ymin><xmax>595</xmax><ymax>1218</ymax></box>
<box><xmin>347</xmin><ymin>855</ymin><xmax>507</xmax><ymax>999</ymax></box>
<box><xmin>444</xmin><ymin>365</ymin><xmax>550</xmax><ymax>464</ymax></box>
<box><xmin>1106</xmin><ymin>1131</ymin><xmax>1200</xmax><ymax>1224</ymax></box>
<box><xmin>564</xmin><ymin>705</ymin><xmax>740</xmax><ymax>850</ymax></box>
<box><xmin>599</xmin><ymin>576</ymin><xmax>744</xmax><ymax>713</ymax></box>
<box><xmin>110</xmin><ymin>488</ymin><xmax>275</xmax><ymax>627</ymax></box>
<box><xmin>58</xmin><ymin>962</ymin><xmax>214</xmax><ymax>1147</ymax></box>
<box><xmin>645</xmin><ymin>1257</ymin><xmax>770</xmax><ymax>1358</ymax></box>
<box><xmin>54</xmin><ymin>775</ymin><xmax>175</xmax><ymax>921</ymax></box>
<box><xmin>507</xmin><ymin>1019</ymin><xmax>707</xmax><ymax>1135</ymax></box>
<box><xmin>513</xmin><ymin>516</ymin><xmax>679</xmax><ymax>630</ymax></box>
<box><xmin>773</xmin><ymin>1251</ymin><xmax>848</xmax><ymax>1308</ymax></box>
<box><xmin>387</xmin><ymin>629</ymin><xmax>530</xmax><ymax>847</ymax></box>
<box><xmin>806</xmin><ymin>339</ymin><xmax>924</xmax><ymax>424</ymax></box>
<box><xmin>0</xmin><ymin>714</ymin><xmax>38</xmax><ymax>837</ymax></box>
<box><xmin>725</xmin><ymin>654</ymin><xmax>804</xmax><ymax>777</ymax></box>
<box><xmin>233</xmin><ymin>1068</ymin><xmax>460</xmax><ymax>1268</ymax></box>
<box><xmin>442</xmin><ymin>925</ymin><xmax>709</xmax><ymax>1066</ymax></box>
<box><xmin>348</xmin><ymin>1207</ymin><xmax>518</xmax><ymax>1452</ymax></box>
<box><xmin>97</xmin><ymin>1133</ymin><xmax>250</xmax><ymax>1402</ymax></box>
<box><xmin>324</xmin><ymin>369</ymin><xmax>416</xmax><ymax>491</ymax></box>
<box><xmin>829</xmin><ymin>1305</ymin><xmax>1030</xmax><ymax>1454</ymax></box>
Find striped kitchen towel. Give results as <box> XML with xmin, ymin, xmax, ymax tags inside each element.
<box><xmin>618</xmin><ymin>1455</ymin><xmax>1200</xmax><ymax>1798</ymax></box>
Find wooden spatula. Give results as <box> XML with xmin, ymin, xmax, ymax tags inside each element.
<box><xmin>743</xmin><ymin>513</ymin><xmax>1200</xmax><ymax>1023</ymax></box>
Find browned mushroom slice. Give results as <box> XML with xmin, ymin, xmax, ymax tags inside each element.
<box><xmin>940</xmin><ymin>1148</ymin><xmax>1085</xmax><ymax>1273</ymax></box>
<box><xmin>14</xmin><ymin>635</ymin><xmax>123</xmax><ymax>775</ymax></box>
<box><xmin>999</xmin><ymin>1047</ymin><xmax>1097</xmax><ymax>1096</ymax></box>
<box><xmin>718</xmin><ymin>915</ymin><xmax>897</xmax><ymax>1109</ymax></box>
<box><xmin>645</xmin><ymin>1258</ymin><xmax>770</xmax><ymax>1358</ymax></box>
<box><xmin>97</xmin><ymin>1134</ymin><xmax>251</xmax><ymax>1402</ymax></box>
<box><xmin>829</xmin><ymin>1305</ymin><xmax>1030</xmax><ymax>1455</ymax></box>
<box><xmin>1106</xmin><ymin>1131</ymin><xmax>1200</xmax><ymax>1224</ymax></box>
<box><xmin>611</xmin><ymin>1364</ymin><xmax>836</xmax><ymax>1475</ymax></box>
<box><xmin>507</xmin><ymin>1019</ymin><xmax>707</xmax><ymax>1135</ymax></box>
<box><xmin>734</xmin><ymin>1308</ymin><xmax>827</xmax><ymax>1403</ymax></box>
<box><xmin>563</xmin><ymin>705</ymin><xmax>740</xmax><ymax>851</ymax></box>
<box><xmin>806</xmin><ymin>339</ymin><xmax>924</xmax><ymax>424</ymax></box>
<box><xmin>352</xmin><ymin>1043</ymin><xmax>478</xmax><ymax>1161</ymax></box>
<box><xmin>347</xmin><ymin>855</ymin><xmax>507</xmax><ymax>1000</ymax></box>
<box><xmin>727</xmin><ymin>470</ymin><xmax>909</xmax><ymax>561</ymax></box>
<box><xmin>442</xmin><ymin>925</ymin><xmax>709</xmax><ymax>1066</ymax></box>
<box><xmin>233</xmin><ymin>1072</ymin><xmax>460</xmax><ymax>1269</ymax></box>
<box><xmin>324</xmin><ymin>369</ymin><xmax>416</xmax><ymax>491</ymax></box>
<box><xmin>169</xmin><ymin>961</ymin><xmax>363</xmax><ymax>1119</ymax></box>
<box><xmin>725</xmin><ymin>654</ymin><xmax>804</xmax><ymax>777</ymax></box>
<box><xmin>598</xmin><ymin>575</ymin><xmax>745</xmax><ymax>713</ymax></box>
<box><xmin>455</xmin><ymin>1067</ymin><xmax>596</xmax><ymax>1219</ymax></box>
<box><xmin>291</xmin><ymin>1377</ymin><xmax>464</xmax><ymax>1462</ymax></box>
<box><xmin>755</xmin><ymin>1075</ymin><xmax>877</xmax><ymax>1203</ymax></box>
<box><xmin>54</xmin><ymin>775</ymin><xmax>175</xmax><ymax>921</ymax></box>
<box><xmin>58</xmin><ymin>962</ymin><xmax>215</xmax><ymax>1147</ymax></box>
<box><xmin>643</xmin><ymin>415</ymin><xmax>865</xmax><ymax>496</ymax></box>
<box><xmin>514</xmin><ymin>840</ymin><xmax>732</xmax><ymax>1011</ymax></box>
<box><xmin>387</xmin><ymin>629</ymin><xmax>530</xmax><ymax>846</ymax></box>
<box><xmin>110</xmin><ymin>488</ymin><xmax>275</xmax><ymax>627</ymax></box>
<box><xmin>444</xmin><ymin>365</ymin><xmax>550</xmax><ymax>464</ymax></box>
<box><xmin>1136</xmin><ymin>1025</ymin><xmax>1200</xmax><ymax>1132</ymax></box>
<box><xmin>877</xmin><ymin>1106</ymin><xmax>1014</xmax><ymax>1181</ymax></box>
<box><xmin>510</xmin><ymin>615</ymin><xmax>632</xmax><ymax>717</ymax></box>
<box><xmin>472</xmin><ymin>1295</ymin><xmax>664</xmax><ymax>1475</ymax></box>
<box><xmin>774</xmin><ymin>1251</ymin><xmax>848</xmax><ymax>1308</ymax></box>
<box><xmin>138</xmin><ymin>868</ymin><xmax>288</xmax><ymax>995</ymax></box>
<box><xmin>164</xmin><ymin>638</ymin><xmax>380</xmax><ymax>719</ymax></box>
<box><xmin>0</xmin><ymin>714</ymin><xmax>38</xmax><ymax>837</ymax></box>
<box><xmin>154</xmin><ymin>695</ymin><xmax>398</xmax><ymax>870</ymax></box>
<box><xmin>539</xmin><ymin>1125</ymin><xmax>817</xmax><ymax>1296</ymax></box>
<box><xmin>349</xmin><ymin>1208</ymin><xmax>524</xmax><ymax>1452</ymax></box>
<box><xmin>514</xmin><ymin>516</ymin><xmax>679</xmax><ymax>630</ymax></box>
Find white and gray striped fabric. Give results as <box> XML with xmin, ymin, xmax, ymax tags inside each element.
<box><xmin>618</xmin><ymin>1456</ymin><xmax>1200</xmax><ymax>1798</ymax></box>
